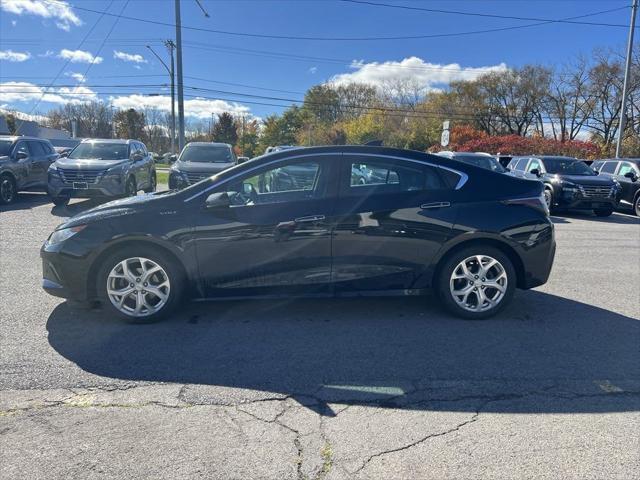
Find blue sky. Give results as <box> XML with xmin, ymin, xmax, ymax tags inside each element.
<box><xmin>0</xmin><ymin>0</ymin><xmax>635</xmax><ymax>122</ymax></box>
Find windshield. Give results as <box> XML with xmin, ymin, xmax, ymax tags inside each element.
<box><xmin>455</xmin><ymin>155</ymin><xmax>506</xmax><ymax>173</ymax></box>
<box><xmin>0</xmin><ymin>140</ymin><xmax>12</xmax><ymax>156</ymax></box>
<box><xmin>543</xmin><ymin>158</ymin><xmax>595</xmax><ymax>176</ymax></box>
<box><xmin>180</xmin><ymin>145</ymin><xmax>233</xmax><ymax>163</ymax></box>
<box><xmin>68</xmin><ymin>142</ymin><xmax>129</xmax><ymax>161</ymax></box>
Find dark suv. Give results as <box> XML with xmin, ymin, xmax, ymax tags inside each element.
<box><xmin>591</xmin><ymin>158</ymin><xmax>640</xmax><ymax>216</ymax></box>
<box><xmin>168</xmin><ymin>142</ymin><xmax>237</xmax><ymax>189</ymax></box>
<box><xmin>0</xmin><ymin>136</ymin><xmax>59</xmax><ymax>205</ymax></box>
<box><xmin>47</xmin><ymin>139</ymin><xmax>156</xmax><ymax>206</ymax></box>
<box><xmin>507</xmin><ymin>156</ymin><xmax>619</xmax><ymax>216</ymax></box>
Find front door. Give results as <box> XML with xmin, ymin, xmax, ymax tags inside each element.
<box><xmin>331</xmin><ymin>154</ymin><xmax>458</xmax><ymax>293</ymax></box>
<box><xmin>192</xmin><ymin>154</ymin><xmax>338</xmax><ymax>297</ymax></box>
<box><xmin>616</xmin><ymin>161</ymin><xmax>639</xmax><ymax>208</ymax></box>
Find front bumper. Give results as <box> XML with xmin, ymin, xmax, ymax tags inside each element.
<box><xmin>41</xmin><ymin>241</ymin><xmax>93</xmax><ymax>301</ymax></box>
<box><xmin>553</xmin><ymin>185</ymin><xmax>618</xmax><ymax>210</ymax></box>
<box><xmin>48</xmin><ymin>172</ymin><xmax>127</xmax><ymax>198</ymax></box>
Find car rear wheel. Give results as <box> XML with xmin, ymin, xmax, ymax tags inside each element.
<box><xmin>51</xmin><ymin>196</ymin><xmax>69</xmax><ymax>207</ymax></box>
<box><xmin>144</xmin><ymin>172</ymin><xmax>157</xmax><ymax>193</ymax></box>
<box><xmin>97</xmin><ymin>247</ymin><xmax>184</xmax><ymax>323</ymax></box>
<box><xmin>634</xmin><ymin>195</ymin><xmax>640</xmax><ymax>216</ymax></box>
<box><xmin>594</xmin><ymin>207</ymin><xmax>613</xmax><ymax>217</ymax></box>
<box><xmin>543</xmin><ymin>188</ymin><xmax>555</xmax><ymax>213</ymax></box>
<box><xmin>0</xmin><ymin>174</ymin><xmax>17</xmax><ymax>205</ymax></box>
<box><xmin>436</xmin><ymin>246</ymin><xmax>516</xmax><ymax>320</ymax></box>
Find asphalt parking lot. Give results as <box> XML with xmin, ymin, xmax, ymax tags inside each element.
<box><xmin>1</xmin><ymin>192</ymin><xmax>639</xmax><ymax>480</ymax></box>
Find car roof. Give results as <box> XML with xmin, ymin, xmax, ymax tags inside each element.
<box><xmin>436</xmin><ymin>151</ymin><xmax>494</xmax><ymax>158</ymax></box>
<box><xmin>185</xmin><ymin>142</ymin><xmax>232</xmax><ymax>148</ymax></box>
<box><xmin>599</xmin><ymin>158</ymin><xmax>640</xmax><ymax>163</ymax></box>
<box><xmin>79</xmin><ymin>138</ymin><xmax>135</xmax><ymax>144</ymax></box>
<box><xmin>512</xmin><ymin>155</ymin><xmax>581</xmax><ymax>161</ymax></box>
<box><xmin>0</xmin><ymin>135</ymin><xmax>50</xmax><ymax>142</ymax></box>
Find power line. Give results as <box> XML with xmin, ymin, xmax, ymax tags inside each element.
<box><xmin>41</xmin><ymin>0</ymin><xmax>631</xmax><ymax>41</ymax></box>
<box><xmin>340</xmin><ymin>0</ymin><xmax>636</xmax><ymax>28</ymax></box>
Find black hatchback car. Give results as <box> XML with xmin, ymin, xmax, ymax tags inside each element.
<box><xmin>42</xmin><ymin>146</ymin><xmax>556</xmax><ymax>322</ymax></box>
<box><xmin>507</xmin><ymin>156</ymin><xmax>619</xmax><ymax>216</ymax></box>
<box><xmin>591</xmin><ymin>158</ymin><xmax>640</xmax><ymax>216</ymax></box>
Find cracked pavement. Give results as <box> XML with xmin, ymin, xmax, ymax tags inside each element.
<box><xmin>1</xmin><ymin>194</ymin><xmax>639</xmax><ymax>479</ymax></box>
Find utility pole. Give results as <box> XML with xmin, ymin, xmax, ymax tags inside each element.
<box><xmin>241</xmin><ymin>115</ymin><xmax>246</xmax><ymax>156</ymax></box>
<box><xmin>146</xmin><ymin>42</ymin><xmax>176</xmax><ymax>154</ymax></box>
<box><xmin>616</xmin><ymin>0</ymin><xmax>638</xmax><ymax>158</ymax></box>
<box><xmin>175</xmin><ymin>0</ymin><xmax>185</xmax><ymax>151</ymax></box>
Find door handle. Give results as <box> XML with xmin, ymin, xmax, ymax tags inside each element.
<box><xmin>294</xmin><ymin>215</ymin><xmax>325</xmax><ymax>223</ymax></box>
<box><xmin>420</xmin><ymin>202</ymin><xmax>451</xmax><ymax>209</ymax></box>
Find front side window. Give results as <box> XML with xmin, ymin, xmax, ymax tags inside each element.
<box><xmin>345</xmin><ymin>159</ymin><xmax>443</xmax><ymax>194</ymax></box>
<box><xmin>600</xmin><ymin>161</ymin><xmax>618</xmax><ymax>174</ymax></box>
<box><xmin>228</xmin><ymin>161</ymin><xmax>323</xmax><ymax>206</ymax></box>
<box><xmin>68</xmin><ymin>142</ymin><xmax>128</xmax><ymax>161</ymax></box>
<box><xmin>14</xmin><ymin>142</ymin><xmax>29</xmax><ymax>158</ymax></box>
<box><xmin>527</xmin><ymin>159</ymin><xmax>542</xmax><ymax>173</ymax></box>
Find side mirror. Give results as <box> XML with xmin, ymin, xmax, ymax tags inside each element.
<box><xmin>205</xmin><ymin>192</ymin><xmax>230</xmax><ymax>209</ymax></box>
<box><xmin>169</xmin><ymin>154</ymin><xmax>177</xmax><ymax>163</ymax></box>
<box><xmin>14</xmin><ymin>151</ymin><xmax>28</xmax><ymax>160</ymax></box>
<box><xmin>59</xmin><ymin>151</ymin><xmax>69</xmax><ymax>158</ymax></box>
<box><xmin>624</xmin><ymin>171</ymin><xmax>638</xmax><ymax>181</ymax></box>
<box><xmin>530</xmin><ymin>168</ymin><xmax>541</xmax><ymax>177</ymax></box>
<box><xmin>131</xmin><ymin>152</ymin><xmax>143</xmax><ymax>162</ymax></box>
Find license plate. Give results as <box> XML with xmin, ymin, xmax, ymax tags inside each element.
<box><xmin>73</xmin><ymin>181</ymin><xmax>88</xmax><ymax>190</ymax></box>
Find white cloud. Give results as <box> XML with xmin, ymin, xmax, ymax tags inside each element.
<box><xmin>110</xmin><ymin>94</ymin><xmax>251</xmax><ymax>120</ymax></box>
<box><xmin>330</xmin><ymin>56</ymin><xmax>508</xmax><ymax>91</ymax></box>
<box><xmin>113</xmin><ymin>50</ymin><xmax>147</xmax><ymax>64</ymax></box>
<box><xmin>58</xmin><ymin>49</ymin><xmax>102</xmax><ymax>64</ymax></box>
<box><xmin>11</xmin><ymin>20</ymin><xmax>17</xmax><ymax>26</ymax></box>
<box><xmin>309</xmin><ymin>66</ymin><xmax>318</xmax><ymax>74</ymax></box>
<box><xmin>65</xmin><ymin>72</ymin><xmax>86</xmax><ymax>83</ymax></box>
<box><xmin>0</xmin><ymin>50</ymin><xmax>31</xmax><ymax>62</ymax></box>
<box><xmin>0</xmin><ymin>0</ymin><xmax>82</xmax><ymax>31</ymax></box>
<box><xmin>0</xmin><ymin>81</ymin><xmax>97</xmax><ymax>105</ymax></box>
<box><xmin>39</xmin><ymin>50</ymin><xmax>55</xmax><ymax>58</ymax></box>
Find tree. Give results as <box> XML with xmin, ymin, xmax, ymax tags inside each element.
<box><xmin>46</xmin><ymin>102</ymin><xmax>113</xmax><ymax>138</ymax></box>
<box><xmin>114</xmin><ymin>108</ymin><xmax>146</xmax><ymax>140</ymax></box>
<box><xmin>212</xmin><ymin>112</ymin><xmax>238</xmax><ymax>145</ymax></box>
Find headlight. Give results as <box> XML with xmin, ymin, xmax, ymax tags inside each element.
<box><xmin>48</xmin><ymin>225</ymin><xmax>86</xmax><ymax>244</ymax></box>
<box><xmin>104</xmin><ymin>165</ymin><xmax>124</xmax><ymax>178</ymax></box>
<box><xmin>48</xmin><ymin>163</ymin><xmax>59</xmax><ymax>174</ymax></box>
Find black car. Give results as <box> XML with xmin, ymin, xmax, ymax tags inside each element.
<box><xmin>41</xmin><ymin>145</ymin><xmax>556</xmax><ymax>322</ymax></box>
<box><xmin>0</xmin><ymin>136</ymin><xmax>59</xmax><ymax>205</ymax></box>
<box><xmin>169</xmin><ymin>142</ymin><xmax>237</xmax><ymax>189</ymax></box>
<box><xmin>591</xmin><ymin>158</ymin><xmax>640</xmax><ymax>216</ymax></box>
<box><xmin>436</xmin><ymin>151</ymin><xmax>509</xmax><ymax>174</ymax></box>
<box><xmin>507</xmin><ymin>156</ymin><xmax>619</xmax><ymax>216</ymax></box>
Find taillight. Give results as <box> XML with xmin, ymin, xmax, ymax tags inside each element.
<box><xmin>502</xmin><ymin>194</ymin><xmax>549</xmax><ymax>216</ymax></box>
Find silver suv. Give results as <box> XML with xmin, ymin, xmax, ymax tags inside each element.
<box><xmin>47</xmin><ymin>139</ymin><xmax>156</xmax><ymax>206</ymax></box>
<box><xmin>0</xmin><ymin>136</ymin><xmax>59</xmax><ymax>205</ymax></box>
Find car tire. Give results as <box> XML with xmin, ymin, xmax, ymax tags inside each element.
<box><xmin>436</xmin><ymin>246</ymin><xmax>516</xmax><ymax>320</ymax></box>
<box><xmin>0</xmin><ymin>174</ymin><xmax>17</xmax><ymax>205</ymax></box>
<box><xmin>594</xmin><ymin>207</ymin><xmax>613</xmax><ymax>217</ymax></box>
<box><xmin>143</xmin><ymin>172</ymin><xmax>157</xmax><ymax>193</ymax></box>
<box><xmin>125</xmin><ymin>177</ymin><xmax>137</xmax><ymax>197</ymax></box>
<box><xmin>543</xmin><ymin>188</ymin><xmax>555</xmax><ymax>213</ymax></box>
<box><xmin>51</xmin><ymin>196</ymin><xmax>69</xmax><ymax>207</ymax></box>
<box><xmin>634</xmin><ymin>195</ymin><xmax>640</xmax><ymax>216</ymax></box>
<box><xmin>96</xmin><ymin>246</ymin><xmax>184</xmax><ymax>323</ymax></box>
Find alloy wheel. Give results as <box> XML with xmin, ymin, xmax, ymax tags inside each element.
<box><xmin>106</xmin><ymin>257</ymin><xmax>170</xmax><ymax>317</ymax></box>
<box><xmin>543</xmin><ymin>189</ymin><xmax>552</xmax><ymax>208</ymax></box>
<box><xmin>449</xmin><ymin>255</ymin><xmax>508</xmax><ymax>312</ymax></box>
<box><xmin>0</xmin><ymin>177</ymin><xmax>16</xmax><ymax>204</ymax></box>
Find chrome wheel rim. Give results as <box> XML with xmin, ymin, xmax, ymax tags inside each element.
<box><xmin>1</xmin><ymin>178</ymin><xmax>15</xmax><ymax>203</ymax></box>
<box><xmin>449</xmin><ymin>255</ymin><xmax>507</xmax><ymax>312</ymax></box>
<box><xmin>106</xmin><ymin>257</ymin><xmax>170</xmax><ymax>317</ymax></box>
<box><xmin>543</xmin><ymin>190</ymin><xmax>551</xmax><ymax>208</ymax></box>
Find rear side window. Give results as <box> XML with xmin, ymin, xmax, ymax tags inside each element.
<box><xmin>29</xmin><ymin>141</ymin><xmax>46</xmax><ymax>156</ymax></box>
<box><xmin>618</xmin><ymin>162</ymin><xmax>637</xmax><ymax>177</ymax></box>
<box><xmin>600</xmin><ymin>162</ymin><xmax>617</xmax><ymax>174</ymax></box>
<box><xmin>591</xmin><ymin>161</ymin><xmax>603</xmax><ymax>171</ymax></box>
<box><xmin>509</xmin><ymin>158</ymin><xmax>526</xmax><ymax>171</ymax></box>
<box><xmin>345</xmin><ymin>159</ymin><xmax>444</xmax><ymax>195</ymax></box>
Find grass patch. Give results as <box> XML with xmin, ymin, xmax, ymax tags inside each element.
<box><xmin>157</xmin><ymin>171</ymin><xmax>169</xmax><ymax>185</ymax></box>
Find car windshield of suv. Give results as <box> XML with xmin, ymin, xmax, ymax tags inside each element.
<box><xmin>454</xmin><ymin>155</ymin><xmax>506</xmax><ymax>173</ymax></box>
<box><xmin>543</xmin><ymin>158</ymin><xmax>595</xmax><ymax>176</ymax></box>
<box><xmin>0</xmin><ymin>140</ymin><xmax>12</xmax><ymax>156</ymax></box>
<box><xmin>68</xmin><ymin>142</ymin><xmax>128</xmax><ymax>161</ymax></box>
<box><xmin>180</xmin><ymin>145</ymin><xmax>232</xmax><ymax>163</ymax></box>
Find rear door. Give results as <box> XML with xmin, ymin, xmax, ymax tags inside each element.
<box><xmin>331</xmin><ymin>154</ymin><xmax>458</xmax><ymax>293</ymax></box>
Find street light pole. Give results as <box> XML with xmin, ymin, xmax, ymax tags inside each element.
<box><xmin>146</xmin><ymin>42</ymin><xmax>176</xmax><ymax>154</ymax></box>
<box><xmin>616</xmin><ymin>0</ymin><xmax>638</xmax><ymax>158</ymax></box>
<box><xmin>175</xmin><ymin>0</ymin><xmax>186</xmax><ymax>151</ymax></box>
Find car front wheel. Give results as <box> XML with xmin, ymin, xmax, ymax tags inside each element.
<box><xmin>144</xmin><ymin>172</ymin><xmax>157</xmax><ymax>193</ymax></box>
<box><xmin>125</xmin><ymin>177</ymin><xmax>137</xmax><ymax>197</ymax></box>
<box><xmin>634</xmin><ymin>196</ymin><xmax>640</xmax><ymax>216</ymax></box>
<box><xmin>51</xmin><ymin>196</ymin><xmax>69</xmax><ymax>207</ymax></box>
<box><xmin>436</xmin><ymin>246</ymin><xmax>516</xmax><ymax>320</ymax></box>
<box><xmin>0</xmin><ymin>174</ymin><xmax>17</xmax><ymax>205</ymax></box>
<box><xmin>594</xmin><ymin>207</ymin><xmax>613</xmax><ymax>217</ymax></box>
<box><xmin>97</xmin><ymin>247</ymin><xmax>183</xmax><ymax>323</ymax></box>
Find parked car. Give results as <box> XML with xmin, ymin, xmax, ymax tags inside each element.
<box><xmin>47</xmin><ymin>139</ymin><xmax>156</xmax><ymax>207</ymax></box>
<box><xmin>0</xmin><ymin>136</ymin><xmax>59</xmax><ymax>205</ymax></box>
<box><xmin>168</xmin><ymin>142</ymin><xmax>237</xmax><ymax>189</ymax></box>
<box><xmin>41</xmin><ymin>145</ymin><xmax>556</xmax><ymax>322</ymax></box>
<box><xmin>507</xmin><ymin>156</ymin><xmax>619</xmax><ymax>216</ymax></box>
<box><xmin>436</xmin><ymin>151</ymin><xmax>509</xmax><ymax>174</ymax></box>
<box><xmin>160</xmin><ymin>152</ymin><xmax>177</xmax><ymax>164</ymax></box>
<box><xmin>237</xmin><ymin>156</ymin><xmax>250</xmax><ymax>164</ymax></box>
<box><xmin>264</xmin><ymin>145</ymin><xmax>300</xmax><ymax>154</ymax></box>
<box><xmin>591</xmin><ymin>158</ymin><xmax>640</xmax><ymax>216</ymax></box>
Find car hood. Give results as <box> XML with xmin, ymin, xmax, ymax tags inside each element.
<box><xmin>53</xmin><ymin>157</ymin><xmax>130</xmax><ymax>170</ymax></box>
<box><xmin>548</xmin><ymin>174</ymin><xmax>615</xmax><ymax>186</ymax></box>
<box><xmin>59</xmin><ymin>191</ymin><xmax>175</xmax><ymax>229</ymax></box>
<box><xmin>173</xmin><ymin>161</ymin><xmax>235</xmax><ymax>174</ymax></box>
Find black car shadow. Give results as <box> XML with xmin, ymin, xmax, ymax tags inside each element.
<box><xmin>46</xmin><ymin>291</ymin><xmax>640</xmax><ymax>416</ymax></box>
<box><xmin>0</xmin><ymin>192</ymin><xmax>51</xmax><ymax>211</ymax></box>
<box><xmin>50</xmin><ymin>198</ymin><xmax>107</xmax><ymax>217</ymax></box>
